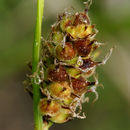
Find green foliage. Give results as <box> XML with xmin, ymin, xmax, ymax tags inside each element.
<box><xmin>0</xmin><ymin>0</ymin><xmax>130</xmax><ymax>130</ymax></box>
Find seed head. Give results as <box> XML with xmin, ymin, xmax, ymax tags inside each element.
<box><xmin>25</xmin><ymin>1</ymin><xmax>113</xmax><ymax>125</ymax></box>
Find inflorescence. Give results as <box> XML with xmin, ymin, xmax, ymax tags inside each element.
<box><xmin>25</xmin><ymin>1</ymin><xmax>113</xmax><ymax>124</ymax></box>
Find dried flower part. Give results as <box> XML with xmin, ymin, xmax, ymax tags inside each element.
<box><xmin>25</xmin><ymin>1</ymin><xmax>113</xmax><ymax>125</ymax></box>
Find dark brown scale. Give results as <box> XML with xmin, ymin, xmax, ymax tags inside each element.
<box><xmin>71</xmin><ymin>77</ymin><xmax>87</xmax><ymax>95</ymax></box>
<box><xmin>87</xmin><ymin>81</ymin><xmax>96</xmax><ymax>86</ymax></box>
<box><xmin>59</xmin><ymin>43</ymin><xmax>76</xmax><ymax>60</ymax></box>
<box><xmin>48</xmin><ymin>65</ymin><xmax>68</xmax><ymax>82</ymax></box>
<box><xmin>74</xmin><ymin>39</ymin><xmax>94</xmax><ymax>56</ymax></box>
<box><xmin>80</xmin><ymin>58</ymin><xmax>97</xmax><ymax>70</ymax></box>
<box><xmin>73</xmin><ymin>13</ymin><xmax>90</xmax><ymax>26</ymax></box>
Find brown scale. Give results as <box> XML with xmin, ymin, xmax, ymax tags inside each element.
<box><xmin>71</xmin><ymin>77</ymin><xmax>88</xmax><ymax>95</ymax></box>
<box><xmin>73</xmin><ymin>39</ymin><xmax>95</xmax><ymax>56</ymax></box>
<box><xmin>58</xmin><ymin>42</ymin><xmax>76</xmax><ymax>60</ymax></box>
<box><xmin>73</xmin><ymin>12</ymin><xmax>90</xmax><ymax>26</ymax></box>
<box><xmin>80</xmin><ymin>58</ymin><xmax>97</xmax><ymax>70</ymax></box>
<box><xmin>71</xmin><ymin>77</ymin><xmax>96</xmax><ymax>96</ymax></box>
<box><xmin>48</xmin><ymin>65</ymin><xmax>68</xmax><ymax>82</ymax></box>
<box><xmin>64</xmin><ymin>20</ymin><xmax>73</xmax><ymax>28</ymax></box>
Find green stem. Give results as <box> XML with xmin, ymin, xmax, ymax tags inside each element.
<box><xmin>32</xmin><ymin>0</ymin><xmax>45</xmax><ymax>130</ymax></box>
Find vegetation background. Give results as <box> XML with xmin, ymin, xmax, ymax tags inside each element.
<box><xmin>0</xmin><ymin>0</ymin><xmax>130</xmax><ymax>130</ymax></box>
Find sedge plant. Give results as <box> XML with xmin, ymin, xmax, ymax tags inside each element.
<box><xmin>24</xmin><ymin>0</ymin><xmax>113</xmax><ymax>130</ymax></box>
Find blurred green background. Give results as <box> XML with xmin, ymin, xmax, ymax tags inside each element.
<box><xmin>0</xmin><ymin>0</ymin><xmax>130</xmax><ymax>130</ymax></box>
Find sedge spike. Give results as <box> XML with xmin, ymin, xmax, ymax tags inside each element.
<box><xmin>24</xmin><ymin>0</ymin><xmax>113</xmax><ymax>129</ymax></box>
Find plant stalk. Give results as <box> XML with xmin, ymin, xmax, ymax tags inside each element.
<box><xmin>32</xmin><ymin>0</ymin><xmax>45</xmax><ymax>130</ymax></box>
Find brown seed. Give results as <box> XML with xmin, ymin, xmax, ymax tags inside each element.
<box><xmin>48</xmin><ymin>65</ymin><xmax>68</xmax><ymax>82</ymax></box>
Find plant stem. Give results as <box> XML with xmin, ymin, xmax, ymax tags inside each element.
<box><xmin>32</xmin><ymin>0</ymin><xmax>44</xmax><ymax>130</ymax></box>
